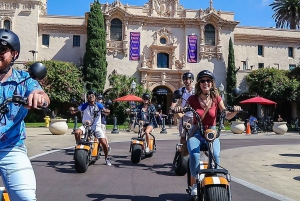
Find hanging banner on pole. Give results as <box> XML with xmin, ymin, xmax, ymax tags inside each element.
<box><xmin>187</xmin><ymin>35</ymin><xmax>197</xmax><ymax>63</ymax></box>
<box><xmin>130</xmin><ymin>32</ymin><xmax>140</xmax><ymax>61</ymax></box>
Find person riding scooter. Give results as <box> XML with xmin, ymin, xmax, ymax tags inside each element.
<box><xmin>136</xmin><ymin>93</ymin><xmax>159</xmax><ymax>153</ymax></box>
<box><xmin>69</xmin><ymin>90</ymin><xmax>111</xmax><ymax>166</ymax></box>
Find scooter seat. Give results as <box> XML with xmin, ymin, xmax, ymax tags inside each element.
<box><xmin>200</xmin><ymin>143</ymin><xmax>208</xmax><ymax>151</ymax></box>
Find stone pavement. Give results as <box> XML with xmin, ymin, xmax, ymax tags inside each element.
<box><xmin>24</xmin><ymin>127</ymin><xmax>300</xmax><ymax>200</ymax></box>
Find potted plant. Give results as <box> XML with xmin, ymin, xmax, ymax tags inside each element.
<box><xmin>230</xmin><ymin>118</ymin><xmax>245</xmax><ymax>134</ymax></box>
<box><xmin>49</xmin><ymin>116</ymin><xmax>69</xmax><ymax>135</ymax></box>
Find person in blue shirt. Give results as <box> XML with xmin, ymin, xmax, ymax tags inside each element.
<box><xmin>0</xmin><ymin>29</ymin><xmax>50</xmax><ymax>201</ymax></box>
<box><xmin>249</xmin><ymin>114</ymin><xmax>257</xmax><ymax>127</ymax></box>
<box><xmin>69</xmin><ymin>90</ymin><xmax>111</xmax><ymax>166</ymax></box>
<box><xmin>136</xmin><ymin>93</ymin><xmax>159</xmax><ymax>153</ymax></box>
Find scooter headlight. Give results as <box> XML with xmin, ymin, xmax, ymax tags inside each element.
<box><xmin>183</xmin><ymin>122</ymin><xmax>191</xmax><ymax>130</ymax></box>
<box><xmin>204</xmin><ymin>129</ymin><xmax>217</xmax><ymax>141</ymax></box>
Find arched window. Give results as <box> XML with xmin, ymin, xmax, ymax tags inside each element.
<box><xmin>110</xmin><ymin>18</ymin><xmax>122</xmax><ymax>41</ymax></box>
<box><xmin>4</xmin><ymin>20</ymin><xmax>11</xmax><ymax>30</ymax></box>
<box><xmin>157</xmin><ymin>53</ymin><xmax>169</xmax><ymax>68</ymax></box>
<box><xmin>204</xmin><ymin>24</ymin><xmax>215</xmax><ymax>46</ymax></box>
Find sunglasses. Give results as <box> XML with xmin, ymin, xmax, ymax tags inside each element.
<box><xmin>199</xmin><ymin>79</ymin><xmax>212</xmax><ymax>83</ymax></box>
<box><xmin>143</xmin><ymin>98</ymin><xmax>150</xmax><ymax>100</ymax></box>
<box><xmin>0</xmin><ymin>45</ymin><xmax>10</xmax><ymax>54</ymax></box>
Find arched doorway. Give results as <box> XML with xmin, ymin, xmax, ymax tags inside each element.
<box><xmin>152</xmin><ymin>86</ymin><xmax>173</xmax><ymax>115</ymax></box>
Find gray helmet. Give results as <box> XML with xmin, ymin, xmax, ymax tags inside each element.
<box><xmin>182</xmin><ymin>72</ymin><xmax>194</xmax><ymax>81</ymax></box>
<box><xmin>0</xmin><ymin>29</ymin><xmax>20</xmax><ymax>60</ymax></box>
<box><xmin>196</xmin><ymin>70</ymin><xmax>215</xmax><ymax>82</ymax></box>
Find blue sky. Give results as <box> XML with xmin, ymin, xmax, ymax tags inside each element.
<box><xmin>47</xmin><ymin>0</ymin><xmax>276</xmax><ymax>28</ymax></box>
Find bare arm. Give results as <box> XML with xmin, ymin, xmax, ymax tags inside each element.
<box><xmin>26</xmin><ymin>89</ymin><xmax>50</xmax><ymax>109</ymax></box>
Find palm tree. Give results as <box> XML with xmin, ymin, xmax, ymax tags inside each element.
<box><xmin>270</xmin><ymin>0</ymin><xmax>300</xmax><ymax>29</ymax></box>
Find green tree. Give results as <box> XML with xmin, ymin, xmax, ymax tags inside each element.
<box><xmin>83</xmin><ymin>0</ymin><xmax>107</xmax><ymax>93</ymax></box>
<box><xmin>246</xmin><ymin>68</ymin><xmax>299</xmax><ymax>101</ymax></box>
<box><xmin>270</xmin><ymin>0</ymin><xmax>300</xmax><ymax>29</ymax></box>
<box><xmin>105</xmin><ymin>74</ymin><xmax>151</xmax><ymax>124</ymax></box>
<box><xmin>25</xmin><ymin>60</ymin><xmax>84</xmax><ymax>110</ymax></box>
<box><xmin>226</xmin><ymin>37</ymin><xmax>238</xmax><ymax>106</ymax></box>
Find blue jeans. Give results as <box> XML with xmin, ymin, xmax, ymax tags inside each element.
<box><xmin>0</xmin><ymin>145</ymin><xmax>36</xmax><ymax>201</ymax></box>
<box><xmin>187</xmin><ymin>126</ymin><xmax>220</xmax><ymax>177</ymax></box>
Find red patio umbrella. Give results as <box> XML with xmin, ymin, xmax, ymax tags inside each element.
<box><xmin>113</xmin><ymin>94</ymin><xmax>143</xmax><ymax>102</ymax></box>
<box><xmin>240</xmin><ymin>96</ymin><xmax>277</xmax><ymax>105</ymax></box>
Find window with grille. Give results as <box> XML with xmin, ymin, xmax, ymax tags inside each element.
<box><xmin>42</xmin><ymin>34</ymin><xmax>49</xmax><ymax>46</ymax></box>
<box><xmin>258</xmin><ymin>63</ymin><xmax>264</xmax><ymax>68</ymax></box>
<box><xmin>110</xmin><ymin>19</ymin><xmax>122</xmax><ymax>41</ymax></box>
<box><xmin>73</xmin><ymin>35</ymin><xmax>80</xmax><ymax>47</ymax></box>
<box><xmin>258</xmin><ymin>45</ymin><xmax>263</xmax><ymax>56</ymax></box>
<box><xmin>288</xmin><ymin>47</ymin><xmax>294</xmax><ymax>58</ymax></box>
<box><xmin>204</xmin><ymin>24</ymin><xmax>215</xmax><ymax>46</ymax></box>
<box><xmin>4</xmin><ymin>20</ymin><xmax>11</xmax><ymax>30</ymax></box>
<box><xmin>157</xmin><ymin>53</ymin><xmax>169</xmax><ymax>68</ymax></box>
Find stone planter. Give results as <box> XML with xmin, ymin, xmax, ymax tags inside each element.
<box><xmin>273</xmin><ymin>122</ymin><xmax>288</xmax><ymax>135</ymax></box>
<box><xmin>49</xmin><ymin>119</ymin><xmax>68</xmax><ymax>135</ymax></box>
<box><xmin>231</xmin><ymin>121</ymin><xmax>245</xmax><ymax>134</ymax></box>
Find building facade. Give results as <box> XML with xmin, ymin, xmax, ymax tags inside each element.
<box><xmin>1</xmin><ymin>0</ymin><xmax>300</xmax><ymax>118</ymax></box>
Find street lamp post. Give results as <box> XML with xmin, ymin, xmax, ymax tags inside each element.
<box><xmin>219</xmin><ymin>83</ymin><xmax>225</xmax><ymax>130</ymax></box>
<box><xmin>130</xmin><ymin>80</ymin><xmax>136</xmax><ymax>94</ymax></box>
<box><xmin>29</xmin><ymin>50</ymin><xmax>38</xmax><ymax>61</ymax></box>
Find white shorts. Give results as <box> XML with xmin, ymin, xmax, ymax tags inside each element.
<box><xmin>78</xmin><ymin>126</ymin><xmax>106</xmax><ymax>139</ymax></box>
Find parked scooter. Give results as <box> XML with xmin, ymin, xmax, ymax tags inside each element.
<box><xmin>172</xmin><ymin>121</ymin><xmax>190</xmax><ymax>176</ymax></box>
<box><xmin>0</xmin><ymin>62</ymin><xmax>50</xmax><ymax>201</ymax></box>
<box><xmin>172</xmin><ymin>89</ymin><xmax>245</xmax><ymax>201</ymax></box>
<box><xmin>129</xmin><ymin>110</ymin><xmax>156</xmax><ymax>164</ymax></box>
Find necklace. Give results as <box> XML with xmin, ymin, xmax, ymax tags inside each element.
<box><xmin>198</xmin><ymin>96</ymin><xmax>211</xmax><ymax>109</ymax></box>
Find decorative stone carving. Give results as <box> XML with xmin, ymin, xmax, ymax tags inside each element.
<box><xmin>0</xmin><ymin>2</ymin><xmax>19</xmax><ymax>10</ymax></box>
<box><xmin>38</xmin><ymin>24</ymin><xmax>86</xmax><ymax>34</ymax></box>
<box><xmin>152</xmin><ymin>27</ymin><xmax>175</xmax><ymax>46</ymax></box>
<box><xmin>141</xmin><ymin>52</ymin><xmax>147</xmax><ymax>68</ymax></box>
<box><xmin>151</xmin><ymin>0</ymin><xmax>177</xmax><ymax>17</ymax></box>
<box><xmin>175</xmin><ymin>53</ymin><xmax>186</xmax><ymax>69</ymax></box>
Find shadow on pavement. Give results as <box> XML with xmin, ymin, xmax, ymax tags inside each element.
<box><xmin>86</xmin><ymin>193</ymin><xmax>189</xmax><ymax>201</ymax></box>
<box><xmin>31</xmin><ymin>159</ymin><xmax>76</xmax><ymax>173</ymax></box>
<box><xmin>272</xmin><ymin>163</ymin><xmax>300</xmax><ymax>169</ymax></box>
<box><xmin>280</xmin><ymin>153</ymin><xmax>300</xmax><ymax>157</ymax></box>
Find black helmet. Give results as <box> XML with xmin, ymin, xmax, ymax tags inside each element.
<box><xmin>142</xmin><ymin>93</ymin><xmax>151</xmax><ymax>100</ymax></box>
<box><xmin>0</xmin><ymin>29</ymin><xmax>20</xmax><ymax>59</ymax></box>
<box><xmin>98</xmin><ymin>94</ymin><xmax>103</xmax><ymax>100</ymax></box>
<box><xmin>87</xmin><ymin>90</ymin><xmax>97</xmax><ymax>95</ymax></box>
<box><xmin>196</xmin><ymin>70</ymin><xmax>215</xmax><ymax>82</ymax></box>
<box><xmin>182</xmin><ymin>72</ymin><xmax>194</xmax><ymax>81</ymax></box>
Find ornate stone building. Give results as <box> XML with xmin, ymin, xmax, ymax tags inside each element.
<box><xmin>1</xmin><ymin>0</ymin><xmax>300</xmax><ymax>117</ymax></box>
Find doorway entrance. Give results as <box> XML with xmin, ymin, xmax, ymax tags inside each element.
<box><xmin>151</xmin><ymin>86</ymin><xmax>173</xmax><ymax>115</ymax></box>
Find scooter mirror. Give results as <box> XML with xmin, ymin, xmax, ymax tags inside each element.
<box><xmin>173</xmin><ymin>89</ymin><xmax>182</xmax><ymax>99</ymax></box>
<box><xmin>105</xmin><ymin>99</ymin><xmax>112</xmax><ymax>106</ymax></box>
<box><xmin>232</xmin><ymin>88</ymin><xmax>242</xmax><ymax>98</ymax></box>
<box><xmin>28</xmin><ymin>62</ymin><xmax>47</xmax><ymax>80</ymax></box>
<box><xmin>157</xmin><ymin>104</ymin><xmax>162</xmax><ymax>110</ymax></box>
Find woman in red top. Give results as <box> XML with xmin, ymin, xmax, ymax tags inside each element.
<box><xmin>185</xmin><ymin>70</ymin><xmax>240</xmax><ymax>196</ymax></box>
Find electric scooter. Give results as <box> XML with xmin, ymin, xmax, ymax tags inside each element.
<box><xmin>173</xmin><ymin>89</ymin><xmax>245</xmax><ymax>201</ymax></box>
<box><xmin>129</xmin><ymin>111</ymin><xmax>156</xmax><ymax>164</ymax></box>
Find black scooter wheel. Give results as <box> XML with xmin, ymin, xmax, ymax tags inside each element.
<box><xmin>74</xmin><ymin>149</ymin><xmax>90</xmax><ymax>173</ymax></box>
<box><xmin>173</xmin><ymin>151</ymin><xmax>189</xmax><ymax>176</ymax></box>
<box><xmin>131</xmin><ymin>144</ymin><xmax>142</xmax><ymax>164</ymax></box>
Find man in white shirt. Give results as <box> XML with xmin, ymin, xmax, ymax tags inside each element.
<box><xmin>171</xmin><ymin>72</ymin><xmax>195</xmax><ymax>144</ymax></box>
<box><xmin>69</xmin><ymin>90</ymin><xmax>111</xmax><ymax>166</ymax></box>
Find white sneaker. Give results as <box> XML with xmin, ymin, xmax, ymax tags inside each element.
<box><xmin>145</xmin><ymin>147</ymin><xmax>150</xmax><ymax>153</ymax></box>
<box><xmin>105</xmin><ymin>158</ymin><xmax>112</xmax><ymax>166</ymax></box>
<box><xmin>190</xmin><ymin>184</ymin><xmax>197</xmax><ymax>196</ymax></box>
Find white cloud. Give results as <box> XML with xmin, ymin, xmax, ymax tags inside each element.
<box><xmin>261</xmin><ymin>0</ymin><xmax>271</xmax><ymax>6</ymax></box>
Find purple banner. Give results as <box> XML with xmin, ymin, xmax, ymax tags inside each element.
<box><xmin>187</xmin><ymin>35</ymin><xmax>197</xmax><ymax>63</ymax></box>
<box><xmin>129</xmin><ymin>32</ymin><xmax>140</xmax><ymax>61</ymax></box>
